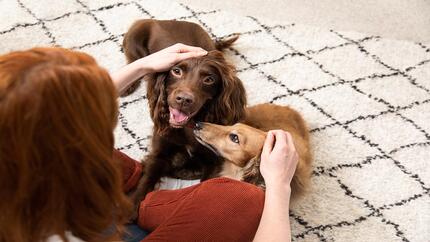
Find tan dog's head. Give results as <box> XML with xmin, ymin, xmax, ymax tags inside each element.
<box><xmin>193</xmin><ymin>122</ymin><xmax>266</xmax><ymax>167</ymax></box>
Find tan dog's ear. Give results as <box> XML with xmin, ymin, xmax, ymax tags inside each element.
<box><xmin>147</xmin><ymin>73</ymin><xmax>169</xmax><ymax>135</ymax></box>
<box><xmin>242</xmin><ymin>154</ymin><xmax>265</xmax><ymax>189</ymax></box>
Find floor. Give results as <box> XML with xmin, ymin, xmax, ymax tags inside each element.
<box><xmin>177</xmin><ymin>0</ymin><xmax>430</xmax><ymax>43</ymax></box>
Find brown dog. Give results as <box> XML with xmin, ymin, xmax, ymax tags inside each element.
<box><xmin>123</xmin><ymin>19</ymin><xmax>246</xmax><ymax>214</ymax></box>
<box><xmin>193</xmin><ymin>103</ymin><xmax>312</xmax><ymax>199</ymax></box>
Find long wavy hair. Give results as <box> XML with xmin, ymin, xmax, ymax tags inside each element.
<box><xmin>0</xmin><ymin>47</ymin><xmax>131</xmax><ymax>242</ymax></box>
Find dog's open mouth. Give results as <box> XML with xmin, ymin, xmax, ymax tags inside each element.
<box><xmin>169</xmin><ymin>107</ymin><xmax>197</xmax><ymax>128</ymax></box>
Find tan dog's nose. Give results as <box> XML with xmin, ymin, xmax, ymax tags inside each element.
<box><xmin>194</xmin><ymin>122</ymin><xmax>204</xmax><ymax>131</ymax></box>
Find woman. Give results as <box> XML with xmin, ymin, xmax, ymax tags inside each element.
<box><xmin>0</xmin><ymin>45</ymin><xmax>297</xmax><ymax>242</ymax></box>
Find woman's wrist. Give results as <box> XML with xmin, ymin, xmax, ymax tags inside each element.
<box><xmin>265</xmin><ymin>181</ymin><xmax>292</xmax><ymax>195</ymax></box>
<box><xmin>132</xmin><ymin>57</ymin><xmax>153</xmax><ymax>77</ymax></box>
<box><xmin>112</xmin><ymin>58</ymin><xmax>154</xmax><ymax>95</ymax></box>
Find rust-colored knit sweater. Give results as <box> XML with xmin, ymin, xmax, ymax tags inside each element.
<box><xmin>115</xmin><ymin>149</ymin><xmax>265</xmax><ymax>242</ymax></box>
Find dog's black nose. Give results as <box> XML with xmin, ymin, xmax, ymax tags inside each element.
<box><xmin>175</xmin><ymin>92</ymin><xmax>194</xmax><ymax>107</ymax></box>
<box><xmin>194</xmin><ymin>122</ymin><xmax>203</xmax><ymax>131</ymax></box>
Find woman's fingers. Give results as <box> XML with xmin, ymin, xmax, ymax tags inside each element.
<box><xmin>178</xmin><ymin>45</ymin><xmax>206</xmax><ymax>54</ymax></box>
<box><xmin>170</xmin><ymin>43</ymin><xmax>207</xmax><ymax>54</ymax></box>
<box><xmin>284</xmin><ymin>131</ymin><xmax>296</xmax><ymax>153</ymax></box>
<box><xmin>262</xmin><ymin>131</ymin><xmax>275</xmax><ymax>157</ymax></box>
<box><xmin>270</xmin><ymin>130</ymin><xmax>288</xmax><ymax>153</ymax></box>
<box><xmin>164</xmin><ymin>43</ymin><xmax>208</xmax><ymax>63</ymax></box>
<box><xmin>175</xmin><ymin>51</ymin><xmax>207</xmax><ymax>62</ymax></box>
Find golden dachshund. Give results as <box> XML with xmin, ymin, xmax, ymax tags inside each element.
<box><xmin>193</xmin><ymin>103</ymin><xmax>312</xmax><ymax>200</ymax></box>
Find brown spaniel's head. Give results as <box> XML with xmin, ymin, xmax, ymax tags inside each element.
<box><xmin>147</xmin><ymin>51</ymin><xmax>247</xmax><ymax>134</ymax></box>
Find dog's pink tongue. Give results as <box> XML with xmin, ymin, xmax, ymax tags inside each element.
<box><xmin>169</xmin><ymin>108</ymin><xmax>188</xmax><ymax>123</ymax></box>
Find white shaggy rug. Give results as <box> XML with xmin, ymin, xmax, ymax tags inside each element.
<box><xmin>1</xmin><ymin>0</ymin><xmax>429</xmax><ymax>241</ymax></box>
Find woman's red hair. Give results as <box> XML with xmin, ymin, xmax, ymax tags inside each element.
<box><xmin>0</xmin><ymin>47</ymin><xmax>131</xmax><ymax>242</ymax></box>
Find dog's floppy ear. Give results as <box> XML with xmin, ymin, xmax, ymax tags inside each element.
<box><xmin>206</xmin><ymin>51</ymin><xmax>247</xmax><ymax>124</ymax></box>
<box><xmin>242</xmin><ymin>154</ymin><xmax>265</xmax><ymax>189</ymax></box>
<box><xmin>147</xmin><ymin>73</ymin><xmax>169</xmax><ymax>135</ymax></box>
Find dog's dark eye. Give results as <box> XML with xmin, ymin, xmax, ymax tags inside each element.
<box><xmin>229</xmin><ymin>133</ymin><xmax>239</xmax><ymax>144</ymax></box>
<box><xmin>171</xmin><ymin>67</ymin><xmax>182</xmax><ymax>76</ymax></box>
<box><xmin>203</xmin><ymin>76</ymin><xmax>215</xmax><ymax>85</ymax></box>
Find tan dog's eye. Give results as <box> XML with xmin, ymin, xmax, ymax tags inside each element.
<box><xmin>171</xmin><ymin>67</ymin><xmax>182</xmax><ymax>76</ymax></box>
<box><xmin>203</xmin><ymin>76</ymin><xmax>215</xmax><ymax>85</ymax></box>
<box><xmin>229</xmin><ymin>133</ymin><xmax>239</xmax><ymax>144</ymax></box>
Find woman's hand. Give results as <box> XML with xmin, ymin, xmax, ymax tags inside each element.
<box><xmin>254</xmin><ymin>130</ymin><xmax>297</xmax><ymax>242</ymax></box>
<box><xmin>260</xmin><ymin>130</ymin><xmax>299</xmax><ymax>190</ymax></box>
<box><xmin>136</xmin><ymin>43</ymin><xmax>208</xmax><ymax>73</ymax></box>
<box><xmin>112</xmin><ymin>43</ymin><xmax>207</xmax><ymax>95</ymax></box>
